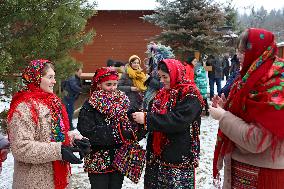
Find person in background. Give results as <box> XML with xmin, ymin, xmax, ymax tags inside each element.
<box><xmin>0</xmin><ymin>133</ymin><xmax>9</xmax><ymax>174</ymax></box>
<box><xmin>132</xmin><ymin>59</ymin><xmax>203</xmax><ymax>189</ymax></box>
<box><xmin>206</xmin><ymin>55</ymin><xmax>223</xmax><ymax>99</ymax></box>
<box><xmin>63</xmin><ymin>66</ymin><xmax>82</xmax><ymax>130</ymax></box>
<box><xmin>7</xmin><ymin>59</ymin><xmax>89</xmax><ymax>189</ymax></box>
<box><xmin>229</xmin><ymin>54</ymin><xmax>241</xmax><ymax>75</ymax></box>
<box><xmin>222</xmin><ymin>53</ymin><xmax>230</xmax><ymax>81</ymax></box>
<box><xmin>220</xmin><ymin>54</ymin><xmax>241</xmax><ymax>98</ymax></box>
<box><xmin>184</xmin><ymin>55</ymin><xmax>196</xmax><ymax>81</ymax></box>
<box><xmin>118</xmin><ymin>55</ymin><xmax>147</xmax><ymax>110</ymax></box>
<box><xmin>143</xmin><ymin>42</ymin><xmax>174</xmax><ymax>110</ymax></box>
<box><xmin>194</xmin><ymin>60</ymin><xmax>209</xmax><ymax>116</ymax></box>
<box><xmin>77</xmin><ymin>67</ymin><xmax>145</xmax><ymax>189</ymax></box>
<box><xmin>210</xmin><ymin>28</ymin><xmax>284</xmax><ymax>188</ymax></box>
<box><xmin>106</xmin><ymin>59</ymin><xmax>115</xmax><ymax>67</ymax></box>
<box><xmin>114</xmin><ymin>61</ymin><xmax>126</xmax><ymax>79</ymax></box>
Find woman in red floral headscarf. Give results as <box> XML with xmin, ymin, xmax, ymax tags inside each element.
<box><xmin>210</xmin><ymin>28</ymin><xmax>284</xmax><ymax>188</ymax></box>
<box><xmin>132</xmin><ymin>59</ymin><xmax>203</xmax><ymax>188</ymax></box>
<box><xmin>7</xmin><ymin>59</ymin><xmax>88</xmax><ymax>189</ymax></box>
<box><xmin>77</xmin><ymin>67</ymin><xmax>145</xmax><ymax>189</ymax></box>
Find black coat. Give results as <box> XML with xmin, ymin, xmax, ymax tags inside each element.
<box><xmin>77</xmin><ymin>101</ymin><xmax>145</xmax><ymax>148</ymax></box>
<box><xmin>117</xmin><ymin>73</ymin><xmax>143</xmax><ymax>110</ymax></box>
<box><xmin>206</xmin><ymin>58</ymin><xmax>223</xmax><ymax>79</ymax></box>
<box><xmin>77</xmin><ymin>100</ymin><xmax>146</xmax><ymax>173</ymax></box>
<box><xmin>146</xmin><ymin>95</ymin><xmax>202</xmax><ymax>165</ymax></box>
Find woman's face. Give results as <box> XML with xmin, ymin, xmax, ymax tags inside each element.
<box><xmin>236</xmin><ymin>49</ymin><xmax>244</xmax><ymax>69</ymax></box>
<box><xmin>130</xmin><ymin>59</ymin><xmax>140</xmax><ymax>70</ymax></box>
<box><xmin>191</xmin><ymin>58</ymin><xmax>198</xmax><ymax>67</ymax></box>
<box><xmin>158</xmin><ymin>69</ymin><xmax>170</xmax><ymax>89</ymax></box>
<box><xmin>40</xmin><ymin>67</ymin><xmax>56</xmax><ymax>93</ymax></box>
<box><xmin>98</xmin><ymin>80</ymin><xmax>118</xmax><ymax>92</ymax></box>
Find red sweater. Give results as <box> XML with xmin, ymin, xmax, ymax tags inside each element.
<box><xmin>184</xmin><ymin>63</ymin><xmax>195</xmax><ymax>82</ymax></box>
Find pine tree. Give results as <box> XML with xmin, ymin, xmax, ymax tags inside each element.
<box><xmin>0</xmin><ymin>0</ymin><xmax>96</xmax><ymax>95</ymax></box>
<box><xmin>143</xmin><ymin>0</ymin><xmax>226</xmax><ymax>59</ymax></box>
<box><xmin>223</xmin><ymin>2</ymin><xmax>238</xmax><ymax>31</ymax></box>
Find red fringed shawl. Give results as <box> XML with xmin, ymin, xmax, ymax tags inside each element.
<box><xmin>213</xmin><ymin>28</ymin><xmax>284</xmax><ymax>179</ymax></box>
<box><xmin>151</xmin><ymin>59</ymin><xmax>203</xmax><ymax>156</ymax></box>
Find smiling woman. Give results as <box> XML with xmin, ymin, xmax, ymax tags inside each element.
<box><xmin>40</xmin><ymin>63</ymin><xmax>56</xmax><ymax>94</ymax></box>
<box><xmin>6</xmin><ymin>59</ymin><xmax>89</xmax><ymax>189</ymax></box>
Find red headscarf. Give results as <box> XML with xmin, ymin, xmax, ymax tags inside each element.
<box><xmin>89</xmin><ymin>67</ymin><xmax>119</xmax><ymax>94</ymax></box>
<box><xmin>151</xmin><ymin>59</ymin><xmax>203</xmax><ymax>156</ymax></box>
<box><xmin>7</xmin><ymin>59</ymin><xmax>71</xmax><ymax>189</ymax></box>
<box><xmin>213</xmin><ymin>28</ymin><xmax>284</xmax><ymax>178</ymax></box>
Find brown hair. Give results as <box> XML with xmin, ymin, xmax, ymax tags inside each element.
<box><xmin>237</xmin><ymin>29</ymin><xmax>249</xmax><ymax>53</ymax></box>
<box><xmin>42</xmin><ymin>62</ymin><xmax>55</xmax><ymax>76</ymax></box>
<box><xmin>128</xmin><ymin>55</ymin><xmax>141</xmax><ymax>65</ymax></box>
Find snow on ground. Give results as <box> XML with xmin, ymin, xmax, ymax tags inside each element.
<box><xmin>0</xmin><ymin>80</ymin><xmax>225</xmax><ymax>188</ymax></box>
<box><xmin>0</xmin><ymin>115</ymin><xmax>220</xmax><ymax>189</ymax></box>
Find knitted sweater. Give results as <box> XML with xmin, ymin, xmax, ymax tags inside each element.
<box><xmin>8</xmin><ymin>102</ymin><xmax>64</xmax><ymax>189</ymax></box>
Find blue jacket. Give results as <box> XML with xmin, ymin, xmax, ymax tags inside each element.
<box><xmin>220</xmin><ymin>70</ymin><xmax>240</xmax><ymax>97</ymax></box>
<box><xmin>63</xmin><ymin>75</ymin><xmax>82</xmax><ymax>99</ymax></box>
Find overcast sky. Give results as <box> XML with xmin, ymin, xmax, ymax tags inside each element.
<box><xmin>90</xmin><ymin>0</ymin><xmax>284</xmax><ymax>14</ymax></box>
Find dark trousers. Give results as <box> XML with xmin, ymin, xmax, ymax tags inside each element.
<box><xmin>209</xmin><ymin>77</ymin><xmax>222</xmax><ymax>99</ymax></box>
<box><xmin>203</xmin><ymin>98</ymin><xmax>209</xmax><ymax>113</ymax></box>
<box><xmin>88</xmin><ymin>172</ymin><xmax>124</xmax><ymax>189</ymax></box>
<box><xmin>63</xmin><ymin>96</ymin><xmax>75</xmax><ymax>130</ymax></box>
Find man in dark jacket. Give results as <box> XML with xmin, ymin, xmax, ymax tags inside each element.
<box><xmin>63</xmin><ymin>67</ymin><xmax>82</xmax><ymax>130</ymax></box>
<box><xmin>222</xmin><ymin>54</ymin><xmax>230</xmax><ymax>81</ymax></box>
<box><xmin>206</xmin><ymin>55</ymin><xmax>223</xmax><ymax>99</ymax></box>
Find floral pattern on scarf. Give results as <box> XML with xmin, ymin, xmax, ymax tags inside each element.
<box><xmin>213</xmin><ymin>28</ymin><xmax>284</xmax><ymax>179</ymax></box>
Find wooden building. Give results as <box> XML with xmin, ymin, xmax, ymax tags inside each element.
<box><xmin>71</xmin><ymin>10</ymin><xmax>161</xmax><ymax>113</ymax></box>
<box><xmin>71</xmin><ymin>10</ymin><xmax>161</xmax><ymax>77</ymax></box>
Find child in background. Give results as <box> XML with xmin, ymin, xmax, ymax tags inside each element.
<box><xmin>194</xmin><ymin>60</ymin><xmax>209</xmax><ymax>116</ymax></box>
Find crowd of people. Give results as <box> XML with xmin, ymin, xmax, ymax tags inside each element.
<box><xmin>1</xmin><ymin>27</ymin><xmax>284</xmax><ymax>189</ymax></box>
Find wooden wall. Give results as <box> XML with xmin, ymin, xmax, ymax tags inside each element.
<box><xmin>71</xmin><ymin>10</ymin><xmax>161</xmax><ymax>73</ymax></box>
<box><xmin>278</xmin><ymin>45</ymin><xmax>284</xmax><ymax>58</ymax></box>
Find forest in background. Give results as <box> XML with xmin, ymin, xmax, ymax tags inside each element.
<box><xmin>238</xmin><ymin>6</ymin><xmax>284</xmax><ymax>42</ymax></box>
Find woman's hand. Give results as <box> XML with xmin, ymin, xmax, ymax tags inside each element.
<box><xmin>209</xmin><ymin>105</ymin><xmax>226</xmax><ymax>120</ymax></box>
<box><xmin>212</xmin><ymin>93</ymin><xmax>227</xmax><ymax>108</ymax></box>
<box><xmin>132</xmin><ymin>112</ymin><xmax>145</xmax><ymax>124</ymax></box>
<box><xmin>68</xmin><ymin>130</ymin><xmax>84</xmax><ymax>146</ymax></box>
<box><xmin>74</xmin><ymin>138</ymin><xmax>91</xmax><ymax>159</ymax></box>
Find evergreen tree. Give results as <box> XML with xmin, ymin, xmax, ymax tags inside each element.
<box><xmin>223</xmin><ymin>2</ymin><xmax>238</xmax><ymax>31</ymax></box>
<box><xmin>143</xmin><ymin>0</ymin><xmax>226</xmax><ymax>58</ymax></box>
<box><xmin>0</xmin><ymin>0</ymin><xmax>96</xmax><ymax>95</ymax></box>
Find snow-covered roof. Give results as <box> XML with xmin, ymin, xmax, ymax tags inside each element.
<box><xmin>223</xmin><ymin>33</ymin><xmax>238</xmax><ymax>38</ymax></box>
<box><xmin>277</xmin><ymin>42</ymin><xmax>284</xmax><ymax>47</ymax></box>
